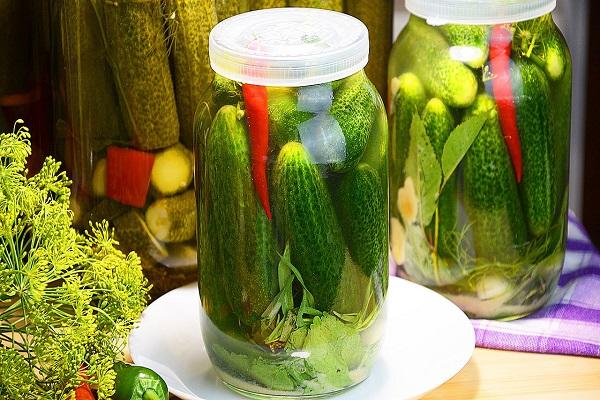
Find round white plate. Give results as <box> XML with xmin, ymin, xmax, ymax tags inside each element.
<box><xmin>129</xmin><ymin>276</ymin><xmax>474</xmax><ymax>400</ymax></box>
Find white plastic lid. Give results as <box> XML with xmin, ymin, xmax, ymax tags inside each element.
<box><xmin>405</xmin><ymin>0</ymin><xmax>557</xmax><ymax>25</ymax></box>
<box><xmin>209</xmin><ymin>8</ymin><xmax>369</xmax><ymax>87</ymax></box>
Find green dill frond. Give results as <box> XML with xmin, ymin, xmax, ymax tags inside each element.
<box><xmin>0</xmin><ymin>122</ymin><xmax>150</xmax><ymax>399</ymax></box>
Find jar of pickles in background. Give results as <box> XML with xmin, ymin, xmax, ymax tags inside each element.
<box><xmin>196</xmin><ymin>8</ymin><xmax>388</xmax><ymax>397</ymax></box>
<box><xmin>389</xmin><ymin>0</ymin><xmax>571</xmax><ymax>319</ymax></box>
<box><xmin>51</xmin><ymin>0</ymin><xmax>219</xmax><ymax>297</ymax></box>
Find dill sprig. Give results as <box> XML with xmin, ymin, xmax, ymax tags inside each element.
<box><xmin>0</xmin><ymin>121</ymin><xmax>149</xmax><ymax>400</ymax></box>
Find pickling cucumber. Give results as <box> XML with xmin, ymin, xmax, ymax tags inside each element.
<box><xmin>150</xmin><ymin>143</ymin><xmax>193</xmax><ymax>196</ymax></box>
<box><xmin>103</xmin><ymin>0</ymin><xmax>180</xmax><ymax>150</ymax></box>
<box><xmin>336</xmin><ymin>163</ymin><xmax>387</xmax><ymax>282</ymax></box>
<box><xmin>389</xmin><ymin>72</ymin><xmax>427</xmax><ymax>219</ymax></box>
<box><xmin>463</xmin><ymin>94</ymin><xmax>527</xmax><ymax>262</ymax></box>
<box><xmin>212</xmin><ymin>74</ymin><xmax>241</xmax><ymax>108</ymax></box>
<box><xmin>113</xmin><ymin>210</ymin><xmax>169</xmax><ymax>262</ymax></box>
<box><xmin>273</xmin><ymin>142</ymin><xmax>345</xmax><ymax>310</ymax></box>
<box><xmin>204</xmin><ymin>105</ymin><xmax>277</xmax><ymax>327</ymax></box>
<box><xmin>167</xmin><ymin>0</ymin><xmax>218</xmax><ymax>147</ymax></box>
<box><xmin>145</xmin><ymin>190</ymin><xmax>196</xmax><ymax>243</ymax></box>
<box><xmin>329</xmin><ymin>71</ymin><xmax>377</xmax><ymax>172</ymax></box>
<box><xmin>514</xmin><ymin>59</ymin><xmax>556</xmax><ymax>237</ymax></box>
<box><xmin>439</xmin><ymin>24</ymin><xmax>489</xmax><ymax>69</ymax></box>
<box><xmin>267</xmin><ymin>89</ymin><xmax>312</xmax><ymax>149</ymax></box>
<box><xmin>392</xmin><ymin>16</ymin><xmax>477</xmax><ymax>108</ymax></box>
<box><xmin>422</xmin><ymin>98</ymin><xmax>457</xmax><ymax>257</ymax></box>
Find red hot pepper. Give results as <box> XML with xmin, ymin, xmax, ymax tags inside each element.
<box><xmin>242</xmin><ymin>84</ymin><xmax>272</xmax><ymax>220</ymax></box>
<box><xmin>74</xmin><ymin>382</ymin><xmax>95</xmax><ymax>400</ymax></box>
<box><xmin>490</xmin><ymin>24</ymin><xmax>523</xmax><ymax>183</ymax></box>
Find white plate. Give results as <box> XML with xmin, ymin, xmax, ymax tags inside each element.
<box><xmin>129</xmin><ymin>277</ymin><xmax>474</xmax><ymax>400</ymax></box>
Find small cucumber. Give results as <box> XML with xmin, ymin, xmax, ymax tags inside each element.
<box><xmin>329</xmin><ymin>71</ymin><xmax>377</xmax><ymax>172</ymax></box>
<box><xmin>267</xmin><ymin>89</ymin><xmax>312</xmax><ymax>149</ymax></box>
<box><xmin>422</xmin><ymin>98</ymin><xmax>457</xmax><ymax>257</ymax></box>
<box><xmin>204</xmin><ymin>105</ymin><xmax>277</xmax><ymax>327</ymax></box>
<box><xmin>389</xmin><ymin>72</ymin><xmax>427</xmax><ymax>219</ymax></box>
<box><xmin>393</xmin><ymin>16</ymin><xmax>478</xmax><ymax>108</ymax></box>
<box><xmin>145</xmin><ymin>190</ymin><xmax>196</xmax><ymax>243</ymax></box>
<box><xmin>336</xmin><ymin>163</ymin><xmax>387</xmax><ymax>282</ymax></box>
<box><xmin>463</xmin><ymin>94</ymin><xmax>527</xmax><ymax>262</ymax></box>
<box><xmin>514</xmin><ymin>59</ymin><xmax>556</xmax><ymax>237</ymax></box>
<box><xmin>439</xmin><ymin>24</ymin><xmax>489</xmax><ymax>69</ymax></box>
<box><xmin>549</xmin><ymin>35</ymin><xmax>572</xmax><ymax>209</ymax></box>
<box><xmin>273</xmin><ymin>142</ymin><xmax>345</xmax><ymax>310</ymax></box>
<box><xmin>150</xmin><ymin>143</ymin><xmax>194</xmax><ymax>196</ymax></box>
<box><xmin>113</xmin><ymin>210</ymin><xmax>169</xmax><ymax>262</ymax></box>
<box><xmin>212</xmin><ymin>74</ymin><xmax>241</xmax><ymax>108</ymax></box>
<box><xmin>167</xmin><ymin>0</ymin><xmax>218</xmax><ymax>147</ymax></box>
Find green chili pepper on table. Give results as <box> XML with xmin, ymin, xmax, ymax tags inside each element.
<box><xmin>113</xmin><ymin>362</ymin><xmax>168</xmax><ymax>400</ymax></box>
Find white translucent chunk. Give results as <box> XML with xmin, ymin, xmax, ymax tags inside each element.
<box><xmin>297</xmin><ymin>84</ymin><xmax>333</xmax><ymax>113</ymax></box>
<box><xmin>299</xmin><ymin>113</ymin><xmax>346</xmax><ymax>165</ymax></box>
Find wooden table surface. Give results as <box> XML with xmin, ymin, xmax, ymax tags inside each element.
<box><xmin>423</xmin><ymin>348</ymin><xmax>600</xmax><ymax>399</ymax></box>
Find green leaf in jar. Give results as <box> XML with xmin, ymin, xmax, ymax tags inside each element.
<box><xmin>405</xmin><ymin>113</ymin><xmax>442</xmax><ymax>226</ymax></box>
<box><xmin>440</xmin><ymin>114</ymin><xmax>487</xmax><ymax>187</ymax></box>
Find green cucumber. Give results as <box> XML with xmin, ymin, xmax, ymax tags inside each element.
<box><xmin>113</xmin><ymin>210</ymin><xmax>169</xmax><ymax>262</ymax></box>
<box><xmin>329</xmin><ymin>71</ymin><xmax>377</xmax><ymax>172</ymax></box>
<box><xmin>214</xmin><ymin>0</ymin><xmax>249</xmax><ymax>21</ymax></box>
<box><xmin>439</xmin><ymin>24</ymin><xmax>489</xmax><ymax>69</ymax></box>
<box><xmin>463</xmin><ymin>94</ymin><xmax>527</xmax><ymax>262</ymax></box>
<box><xmin>336</xmin><ymin>163</ymin><xmax>387</xmax><ymax>282</ymax></box>
<box><xmin>249</xmin><ymin>0</ymin><xmax>286</xmax><ymax>9</ymax></box>
<box><xmin>104</xmin><ymin>0</ymin><xmax>180</xmax><ymax>150</ymax></box>
<box><xmin>145</xmin><ymin>190</ymin><xmax>196</xmax><ymax>243</ymax></box>
<box><xmin>422</xmin><ymin>98</ymin><xmax>456</xmax><ymax>257</ymax></box>
<box><xmin>204</xmin><ymin>105</ymin><xmax>277</xmax><ymax>327</ymax></box>
<box><xmin>389</xmin><ymin>72</ymin><xmax>427</xmax><ymax>219</ymax></box>
<box><xmin>267</xmin><ymin>89</ymin><xmax>312</xmax><ymax>149</ymax></box>
<box><xmin>167</xmin><ymin>0</ymin><xmax>218</xmax><ymax>148</ymax></box>
<box><xmin>273</xmin><ymin>142</ymin><xmax>345</xmax><ymax>310</ymax></box>
<box><xmin>393</xmin><ymin>16</ymin><xmax>478</xmax><ymax>108</ymax></box>
<box><xmin>212</xmin><ymin>74</ymin><xmax>241</xmax><ymax>108</ymax></box>
<box><xmin>550</xmin><ymin>35</ymin><xmax>572</xmax><ymax>209</ymax></box>
<box><xmin>514</xmin><ymin>59</ymin><xmax>556</xmax><ymax>237</ymax></box>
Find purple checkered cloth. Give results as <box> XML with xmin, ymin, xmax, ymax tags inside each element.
<box><xmin>471</xmin><ymin>212</ymin><xmax>600</xmax><ymax>357</ymax></box>
<box><xmin>391</xmin><ymin>211</ymin><xmax>600</xmax><ymax>357</ymax></box>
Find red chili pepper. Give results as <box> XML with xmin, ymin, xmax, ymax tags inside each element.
<box><xmin>74</xmin><ymin>382</ymin><xmax>95</xmax><ymax>400</ymax></box>
<box><xmin>242</xmin><ymin>84</ymin><xmax>272</xmax><ymax>220</ymax></box>
<box><xmin>106</xmin><ymin>146</ymin><xmax>155</xmax><ymax>208</ymax></box>
<box><xmin>489</xmin><ymin>25</ymin><xmax>523</xmax><ymax>183</ymax></box>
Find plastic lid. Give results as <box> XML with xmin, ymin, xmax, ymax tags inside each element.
<box><xmin>405</xmin><ymin>0</ymin><xmax>557</xmax><ymax>24</ymax></box>
<box><xmin>209</xmin><ymin>8</ymin><xmax>369</xmax><ymax>87</ymax></box>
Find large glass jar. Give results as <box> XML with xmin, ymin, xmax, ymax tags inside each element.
<box><xmin>196</xmin><ymin>9</ymin><xmax>388</xmax><ymax>398</ymax></box>
<box><xmin>389</xmin><ymin>0</ymin><xmax>571</xmax><ymax>319</ymax></box>
<box><xmin>51</xmin><ymin>0</ymin><xmax>219</xmax><ymax>298</ymax></box>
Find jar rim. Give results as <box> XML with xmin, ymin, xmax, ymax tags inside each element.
<box><xmin>209</xmin><ymin>8</ymin><xmax>369</xmax><ymax>87</ymax></box>
<box><xmin>405</xmin><ymin>0</ymin><xmax>557</xmax><ymax>25</ymax></box>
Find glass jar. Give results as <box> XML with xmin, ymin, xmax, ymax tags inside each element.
<box><xmin>51</xmin><ymin>0</ymin><xmax>219</xmax><ymax>298</ymax></box>
<box><xmin>196</xmin><ymin>8</ymin><xmax>388</xmax><ymax>398</ymax></box>
<box><xmin>389</xmin><ymin>0</ymin><xmax>571</xmax><ymax>319</ymax></box>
